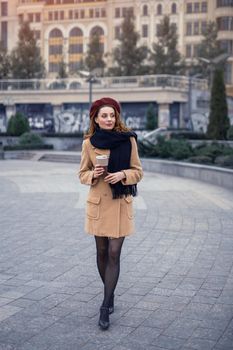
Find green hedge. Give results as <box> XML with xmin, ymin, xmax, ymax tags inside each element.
<box><xmin>138</xmin><ymin>137</ymin><xmax>233</xmax><ymax>168</ymax></box>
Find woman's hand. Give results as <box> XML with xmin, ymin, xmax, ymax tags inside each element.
<box><xmin>104</xmin><ymin>171</ymin><xmax>125</xmax><ymax>184</ymax></box>
<box><xmin>93</xmin><ymin>165</ymin><xmax>105</xmax><ymax>179</ymax></box>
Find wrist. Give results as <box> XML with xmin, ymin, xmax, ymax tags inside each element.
<box><xmin>121</xmin><ymin>171</ymin><xmax>126</xmax><ymax>179</ymax></box>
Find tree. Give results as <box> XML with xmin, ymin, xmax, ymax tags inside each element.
<box><xmin>146</xmin><ymin>104</ymin><xmax>158</xmax><ymax>130</ymax></box>
<box><xmin>109</xmin><ymin>9</ymin><xmax>148</xmax><ymax>76</ymax></box>
<box><xmin>150</xmin><ymin>16</ymin><xmax>183</xmax><ymax>75</ymax></box>
<box><xmin>7</xmin><ymin>112</ymin><xmax>30</xmax><ymax>136</ymax></box>
<box><xmin>0</xmin><ymin>42</ymin><xmax>11</xmax><ymax>79</ymax></box>
<box><xmin>85</xmin><ymin>32</ymin><xmax>105</xmax><ymax>74</ymax></box>
<box><xmin>207</xmin><ymin>69</ymin><xmax>230</xmax><ymax>140</ymax></box>
<box><xmin>197</xmin><ymin>21</ymin><xmax>225</xmax><ymax>78</ymax></box>
<box><xmin>10</xmin><ymin>21</ymin><xmax>45</xmax><ymax>79</ymax></box>
<box><xmin>57</xmin><ymin>56</ymin><xmax>68</xmax><ymax>78</ymax></box>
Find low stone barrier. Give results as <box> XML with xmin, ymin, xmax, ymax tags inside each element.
<box><xmin>141</xmin><ymin>158</ymin><xmax>233</xmax><ymax>190</ymax></box>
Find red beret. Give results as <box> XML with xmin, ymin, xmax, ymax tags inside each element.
<box><xmin>90</xmin><ymin>97</ymin><xmax>121</xmax><ymax>119</ymax></box>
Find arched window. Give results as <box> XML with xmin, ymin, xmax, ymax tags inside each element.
<box><xmin>49</xmin><ymin>28</ymin><xmax>63</xmax><ymax>73</ymax></box>
<box><xmin>171</xmin><ymin>3</ymin><xmax>177</xmax><ymax>14</ymax></box>
<box><xmin>143</xmin><ymin>4</ymin><xmax>148</xmax><ymax>16</ymax></box>
<box><xmin>90</xmin><ymin>26</ymin><xmax>104</xmax><ymax>37</ymax></box>
<box><xmin>69</xmin><ymin>27</ymin><xmax>84</xmax><ymax>73</ymax></box>
<box><xmin>90</xmin><ymin>26</ymin><xmax>105</xmax><ymax>53</ymax></box>
<box><xmin>157</xmin><ymin>4</ymin><xmax>162</xmax><ymax>15</ymax></box>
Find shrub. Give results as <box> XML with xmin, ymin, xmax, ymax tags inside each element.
<box><xmin>227</xmin><ymin>126</ymin><xmax>233</xmax><ymax>140</ymax></box>
<box><xmin>188</xmin><ymin>156</ymin><xmax>213</xmax><ymax>165</ymax></box>
<box><xmin>156</xmin><ymin>137</ymin><xmax>193</xmax><ymax>160</ymax></box>
<box><xmin>7</xmin><ymin>113</ymin><xmax>30</xmax><ymax>136</ymax></box>
<box><xmin>193</xmin><ymin>142</ymin><xmax>233</xmax><ymax>161</ymax></box>
<box><xmin>215</xmin><ymin>155</ymin><xmax>233</xmax><ymax>168</ymax></box>
<box><xmin>19</xmin><ymin>132</ymin><xmax>43</xmax><ymax>145</ymax></box>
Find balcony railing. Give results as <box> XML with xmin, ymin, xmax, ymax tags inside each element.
<box><xmin>0</xmin><ymin>75</ymin><xmax>208</xmax><ymax>92</ymax></box>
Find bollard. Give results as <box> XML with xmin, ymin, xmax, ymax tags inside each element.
<box><xmin>0</xmin><ymin>141</ymin><xmax>4</xmax><ymax>160</ymax></box>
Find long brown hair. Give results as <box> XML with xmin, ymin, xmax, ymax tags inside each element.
<box><xmin>84</xmin><ymin>107</ymin><xmax>131</xmax><ymax>139</ymax></box>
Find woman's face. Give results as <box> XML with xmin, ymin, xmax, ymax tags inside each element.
<box><xmin>95</xmin><ymin>106</ymin><xmax>116</xmax><ymax>130</ymax></box>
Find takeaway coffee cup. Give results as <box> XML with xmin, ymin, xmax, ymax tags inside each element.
<box><xmin>96</xmin><ymin>155</ymin><xmax>109</xmax><ymax>175</ymax></box>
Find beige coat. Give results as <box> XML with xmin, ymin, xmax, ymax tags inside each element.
<box><xmin>79</xmin><ymin>137</ymin><xmax>143</xmax><ymax>238</ymax></box>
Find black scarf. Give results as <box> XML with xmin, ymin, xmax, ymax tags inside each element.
<box><xmin>90</xmin><ymin>128</ymin><xmax>138</xmax><ymax>199</ymax></box>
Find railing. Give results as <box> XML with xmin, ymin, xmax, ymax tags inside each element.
<box><xmin>0</xmin><ymin>75</ymin><xmax>208</xmax><ymax>92</ymax></box>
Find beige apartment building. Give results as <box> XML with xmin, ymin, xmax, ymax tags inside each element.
<box><xmin>0</xmin><ymin>0</ymin><xmax>233</xmax><ymax>90</ymax></box>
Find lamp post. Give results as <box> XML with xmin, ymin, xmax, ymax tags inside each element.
<box><xmin>78</xmin><ymin>70</ymin><xmax>96</xmax><ymax>108</ymax></box>
<box><xmin>198</xmin><ymin>53</ymin><xmax>230</xmax><ymax>89</ymax></box>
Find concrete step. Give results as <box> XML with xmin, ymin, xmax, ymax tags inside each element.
<box><xmin>39</xmin><ymin>153</ymin><xmax>81</xmax><ymax>164</ymax></box>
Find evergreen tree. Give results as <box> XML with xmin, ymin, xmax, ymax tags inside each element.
<box><xmin>7</xmin><ymin>112</ymin><xmax>30</xmax><ymax>136</ymax></box>
<box><xmin>207</xmin><ymin>69</ymin><xmax>230</xmax><ymax>140</ymax></box>
<box><xmin>85</xmin><ymin>33</ymin><xmax>105</xmax><ymax>74</ymax></box>
<box><xmin>146</xmin><ymin>104</ymin><xmax>158</xmax><ymax>130</ymax></box>
<box><xmin>109</xmin><ymin>9</ymin><xmax>148</xmax><ymax>76</ymax></box>
<box><xmin>10</xmin><ymin>21</ymin><xmax>45</xmax><ymax>79</ymax></box>
<box><xmin>0</xmin><ymin>42</ymin><xmax>11</xmax><ymax>79</ymax></box>
<box><xmin>150</xmin><ymin>16</ymin><xmax>183</xmax><ymax>75</ymax></box>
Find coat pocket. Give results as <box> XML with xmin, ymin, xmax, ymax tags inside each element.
<box><xmin>124</xmin><ymin>196</ymin><xmax>133</xmax><ymax>219</ymax></box>
<box><xmin>86</xmin><ymin>195</ymin><xmax>101</xmax><ymax>220</ymax></box>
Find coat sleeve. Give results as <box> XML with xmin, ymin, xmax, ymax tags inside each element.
<box><xmin>121</xmin><ymin>137</ymin><xmax>143</xmax><ymax>185</ymax></box>
<box><xmin>78</xmin><ymin>139</ymin><xmax>98</xmax><ymax>186</ymax></box>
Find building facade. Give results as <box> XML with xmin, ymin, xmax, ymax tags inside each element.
<box><xmin>0</xmin><ymin>0</ymin><xmax>233</xmax><ymax>87</ymax></box>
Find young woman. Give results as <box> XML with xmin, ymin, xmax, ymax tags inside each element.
<box><xmin>79</xmin><ymin>97</ymin><xmax>143</xmax><ymax>330</ymax></box>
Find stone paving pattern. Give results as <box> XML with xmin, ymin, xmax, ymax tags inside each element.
<box><xmin>0</xmin><ymin>159</ymin><xmax>233</xmax><ymax>350</ymax></box>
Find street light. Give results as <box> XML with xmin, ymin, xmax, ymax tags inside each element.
<box><xmin>198</xmin><ymin>53</ymin><xmax>230</xmax><ymax>88</ymax></box>
<box><xmin>78</xmin><ymin>70</ymin><xmax>97</xmax><ymax>108</ymax></box>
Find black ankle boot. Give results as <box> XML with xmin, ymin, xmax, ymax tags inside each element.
<box><xmin>109</xmin><ymin>294</ymin><xmax>114</xmax><ymax>314</ymax></box>
<box><xmin>99</xmin><ymin>307</ymin><xmax>109</xmax><ymax>330</ymax></box>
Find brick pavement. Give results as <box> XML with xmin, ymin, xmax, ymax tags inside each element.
<box><xmin>0</xmin><ymin>159</ymin><xmax>233</xmax><ymax>350</ymax></box>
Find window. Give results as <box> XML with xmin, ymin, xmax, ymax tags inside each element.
<box><xmin>171</xmin><ymin>3</ymin><xmax>177</xmax><ymax>14</ymax></box>
<box><xmin>187</xmin><ymin>3</ymin><xmax>192</xmax><ymax>13</ymax></box>
<box><xmin>54</xmin><ymin>11</ymin><xmax>58</xmax><ymax>20</ymax></box>
<box><xmin>225</xmin><ymin>62</ymin><xmax>232</xmax><ymax>84</ymax></box>
<box><xmin>186</xmin><ymin>44</ymin><xmax>192</xmax><ymax>58</ymax></box>
<box><xmin>201</xmin><ymin>2</ymin><xmax>207</xmax><ymax>13</ymax></box>
<box><xmin>35</xmin><ymin>13</ymin><xmax>41</xmax><ymax>22</ymax></box>
<box><xmin>219</xmin><ymin>39</ymin><xmax>233</xmax><ymax>54</ymax></box>
<box><xmin>49</xmin><ymin>12</ymin><xmax>53</xmax><ymax>21</ymax></box>
<box><xmin>74</xmin><ymin>11</ymin><xmax>79</xmax><ymax>19</ymax></box>
<box><xmin>194</xmin><ymin>2</ymin><xmax>200</xmax><ymax>13</ymax></box>
<box><xmin>143</xmin><ymin>5</ymin><xmax>148</xmax><ymax>16</ymax></box>
<box><xmin>69</xmin><ymin>44</ymin><xmax>83</xmax><ymax>54</ymax></box>
<box><xmin>80</xmin><ymin>10</ymin><xmax>85</xmax><ymax>18</ymax></box>
<box><xmin>1</xmin><ymin>21</ymin><xmax>7</xmax><ymax>49</ymax></box>
<box><xmin>1</xmin><ymin>2</ymin><xmax>7</xmax><ymax>16</ymax></box>
<box><xmin>115</xmin><ymin>8</ymin><xmax>120</xmax><ymax>18</ymax></box>
<box><xmin>60</xmin><ymin>11</ymin><xmax>64</xmax><ymax>20</ymax></box>
<box><xmin>194</xmin><ymin>21</ymin><xmax>199</xmax><ymax>35</ymax></box>
<box><xmin>142</xmin><ymin>25</ymin><xmax>148</xmax><ymax>38</ymax></box>
<box><xmin>217</xmin><ymin>0</ymin><xmax>233</xmax><ymax>7</ymax></box>
<box><xmin>201</xmin><ymin>21</ymin><xmax>207</xmax><ymax>34</ymax></box>
<box><xmin>28</xmin><ymin>13</ymin><xmax>33</xmax><ymax>22</ymax></box>
<box><xmin>69</xmin><ymin>10</ymin><xmax>73</xmax><ymax>19</ymax></box>
<box><xmin>115</xmin><ymin>26</ymin><xmax>120</xmax><ymax>39</ymax></box>
<box><xmin>157</xmin><ymin>4</ymin><xmax>162</xmax><ymax>15</ymax></box>
<box><xmin>49</xmin><ymin>45</ymin><xmax>62</xmax><ymax>55</ymax></box>
<box><xmin>186</xmin><ymin>22</ymin><xmax>192</xmax><ymax>35</ymax></box>
<box><xmin>193</xmin><ymin>44</ymin><xmax>200</xmax><ymax>57</ymax></box>
<box><xmin>101</xmin><ymin>9</ymin><xmax>106</xmax><ymax>17</ymax></box>
<box><xmin>89</xmin><ymin>9</ymin><xmax>93</xmax><ymax>18</ymax></box>
<box><xmin>19</xmin><ymin>14</ymin><xmax>24</xmax><ymax>23</ymax></box>
<box><xmin>156</xmin><ymin>24</ymin><xmax>162</xmax><ymax>36</ymax></box>
<box><xmin>95</xmin><ymin>9</ymin><xmax>100</xmax><ymax>18</ymax></box>
<box><xmin>217</xmin><ymin>16</ymin><xmax>233</xmax><ymax>30</ymax></box>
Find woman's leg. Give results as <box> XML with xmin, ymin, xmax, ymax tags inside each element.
<box><xmin>102</xmin><ymin>237</ymin><xmax>125</xmax><ymax>308</ymax></box>
<box><xmin>94</xmin><ymin>236</ymin><xmax>109</xmax><ymax>284</ymax></box>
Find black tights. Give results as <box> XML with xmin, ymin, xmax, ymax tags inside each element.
<box><xmin>95</xmin><ymin>236</ymin><xmax>125</xmax><ymax>308</ymax></box>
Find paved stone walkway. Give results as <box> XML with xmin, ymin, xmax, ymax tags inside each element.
<box><xmin>0</xmin><ymin>159</ymin><xmax>233</xmax><ymax>350</ymax></box>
